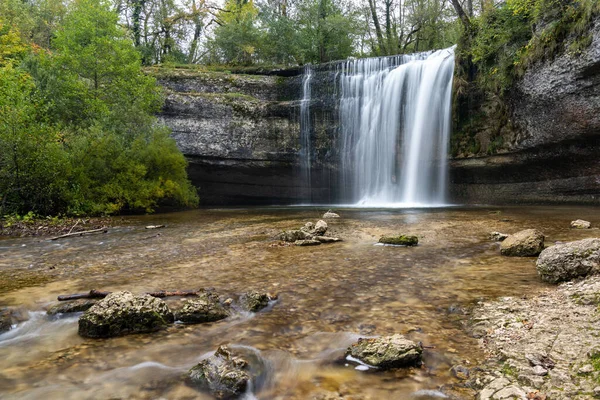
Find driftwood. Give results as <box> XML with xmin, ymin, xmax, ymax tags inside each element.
<box><xmin>50</xmin><ymin>227</ymin><xmax>108</xmax><ymax>241</ymax></box>
<box><xmin>58</xmin><ymin>289</ymin><xmax>203</xmax><ymax>301</ymax></box>
<box><xmin>145</xmin><ymin>225</ymin><xmax>165</xmax><ymax>229</ymax></box>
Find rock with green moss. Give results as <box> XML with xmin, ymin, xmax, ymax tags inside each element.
<box><xmin>500</xmin><ymin>229</ymin><xmax>545</xmax><ymax>257</ymax></box>
<box><xmin>277</xmin><ymin>230</ymin><xmax>312</xmax><ymax>242</ymax></box>
<box><xmin>346</xmin><ymin>334</ymin><xmax>422</xmax><ymax>369</ymax></box>
<box><xmin>47</xmin><ymin>299</ymin><xmax>97</xmax><ymax>316</ymax></box>
<box><xmin>188</xmin><ymin>345</ymin><xmax>251</xmax><ymax>399</ymax></box>
<box><xmin>379</xmin><ymin>235</ymin><xmax>418</xmax><ymax>246</ymax></box>
<box><xmin>239</xmin><ymin>291</ymin><xmax>270</xmax><ymax>312</ymax></box>
<box><xmin>536</xmin><ymin>238</ymin><xmax>600</xmax><ymax>283</ymax></box>
<box><xmin>175</xmin><ymin>293</ymin><xmax>230</xmax><ymax>323</ymax></box>
<box><xmin>78</xmin><ymin>291</ymin><xmax>174</xmax><ymax>338</ymax></box>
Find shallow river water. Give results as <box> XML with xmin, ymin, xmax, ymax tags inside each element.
<box><xmin>0</xmin><ymin>206</ymin><xmax>597</xmax><ymax>399</ymax></box>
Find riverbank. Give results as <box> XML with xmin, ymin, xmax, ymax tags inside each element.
<box><xmin>461</xmin><ymin>267</ymin><xmax>600</xmax><ymax>400</ymax></box>
<box><xmin>0</xmin><ymin>215</ymin><xmax>117</xmax><ymax>238</ymax></box>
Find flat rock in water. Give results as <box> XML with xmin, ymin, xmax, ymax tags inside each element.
<box><xmin>47</xmin><ymin>299</ymin><xmax>97</xmax><ymax>316</ymax></box>
<box><xmin>490</xmin><ymin>231</ymin><xmax>509</xmax><ymax>241</ymax></box>
<box><xmin>277</xmin><ymin>230</ymin><xmax>312</xmax><ymax>242</ymax></box>
<box><xmin>175</xmin><ymin>293</ymin><xmax>230</xmax><ymax>323</ymax></box>
<box><xmin>346</xmin><ymin>334</ymin><xmax>422</xmax><ymax>369</ymax></box>
<box><xmin>295</xmin><ymin>239</ymin><xmax>321</xmax><ymax>246</ymax></box>
<box><xmin>536</xmin><ymin>238</ymin><xmax>600</xmax><ymax>283</ymax></box>
<box><xmin>379</xmin><ymin>235</ymin><xmax>418</xmax><ymax>246</ymax></box>
<box><xmin>188</xmin><ymin>345</ymin><xmax>250</xmax><ymax>399</ymax></box>
<box><xmin>571</xmin><ymin>219</ymin><xmax>591</xmax><ymax>229</ymax></box>
<box><xmin>239</xmin><ymin>290</ymin><xmax>270</xmax><ymax>312</ymax></box>
<box><xmin>322</xmin><ymin>210</ymin><xmax>340</xmax><ymax>219</ymax></box>
<box><xmin>500</xmin><ymin>229</ymin><xmax>545</xmax><ymax>257</ymax></box>
<box><xmin>78</xmin><ymin>291</ymin><xmax>174</xmax><ymax>338</ymax></box>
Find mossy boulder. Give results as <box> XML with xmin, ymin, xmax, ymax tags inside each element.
<box><xmin>239</xmin><ymin>291</ymin><xmax>270</xmax><ymax>312</ymax></box>
<box><xmin>536</xmin><ymin>238</ymin><xmax>600</xmax><ymax>283</ymax></box>
<box><xmin>346</xmin><ymin>334</ymin><xmax>422</xmax><ymax>369</ymax></box>
<box><xmin>188</xmin><ymin>345</ymin><xmax>251</xmax><ymax>399</ymax></box>
<box><xmin>47</xmin><ymin>299</ymin><xmax>97</xmax><ymax>316</ymax></box>
<box><xmin>174</xmin><ymin>293</ymin><xmax>230</xmax><ymax>324</ymax></box>
<box><xmin>277</xmin><ymin>230</ymin><xmax>312</xmax><ymax>242</ymax></box>
<box><xmin>78</xmin><ymin>291</ymin><xmax>174</xmax><ymax>338</ymax></box>
<box><xmin>379</xmin><ymin>235</ymin><xmax>418</xmax><ymax>246</ymax></box>
<box><xmin>500</xmin><ymin>229</ymin><xmax>545</xmax><ymax>257</ymax></box>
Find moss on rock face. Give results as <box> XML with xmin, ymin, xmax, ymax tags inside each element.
<box><xmin>78</xmin><ymin>291</ymin><xmax>174</xmax><ymax>338</ymax></box>
<box><xmin>346</xmin><ymin>334</ymin><xmax>423</xmax><ymax>369</ymax></box>
<box><xmin>174</xmin><ymin>293</ymin><xmax>230</xmax><ymax>324</ymax></box>
<box><xmin>379</xmin><ymin>235</ymin><xmax>418</xmax><ymax>246</ymax></box>
<box><xmin>239</xmin><ymin>291</ymin><xmax>270</xmax><ymax>312</ymax></box>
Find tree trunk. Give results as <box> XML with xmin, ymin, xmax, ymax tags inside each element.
<box><xmin>368</xmin><ymin>0</ymin><xmax>386</xmax><ymax>55</ymax></box>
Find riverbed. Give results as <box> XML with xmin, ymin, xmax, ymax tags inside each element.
<box><xmin>0</xmin><ymin>206</ymin><xmax>597</xmax><ymax>399</ymax></box>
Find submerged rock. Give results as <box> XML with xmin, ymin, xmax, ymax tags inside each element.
<box><xmin>239</xmin><ymin>290</ymin><xmax>270</xmax><ymax>312</ymax></box>
<box><xmin>346</xmin><ymin>334</ymin><xmax>422</xmax><ymax>369</ymax></box>
<box><xmin>379</xmin><ymin>235</ymin><xmax>418</xmax><ymax>246</ymax></box>
<box><xmin>78</xmin><ymin>291</ymin><xmax>174</xmax><ymax>338</ymax></box>
<box><xmin>322</xmin><ymin>210</ymin><xmax>340</xmax><ymax>219</ymax></box>
<box><xmin>315</xmin><ymin>236</ymin><xmax>341</xmax><ymax>243</ymax></box>
<box><xmin>277</xmin><ymin>230</ymin><xmax>312</xmax><ymax>242</ymax></box>
<box><xmin>188</xmin><ymin>345</ymin><xmax>250</xmax><ymax>399</ymax></box>
<box><xmin>490</xmin><ymin>232</ymin><xmax>509</xmax><ymax>242</ymax></box>
<box><xmin>175</xmin><ymin>293</ymin><xmax>230</xmax><ymax>323</ymax></box>
<box><xmin>536</xmin><ymin>238</ymin><xmax>600</xmax><ymax>283</ymax></box>
<box><xmin>47</xmin><ymin>299</ymin><xmax>97</xmax><ymax>316</ymax></box>
<box><xmin>571</xmin><ymin>219</ymin><xmax>592</xmax><ymax>229</ymax></box>
<box><xmin>0</xmin><ymin>309</ymin><xmax>13</xmax><ymax>333</ymax></box>
<box><xmin>295</xmin><ymin>239</ymin><xmax>321</xmax><ymax>246</ymax></box>
<box><xmin>500</xmin><ymin>229</ymin><xmax>545</xmax><ymax>257</ymax></box>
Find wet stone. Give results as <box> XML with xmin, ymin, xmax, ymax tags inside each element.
<box><xmin>277</xmin><ymin>230</ymin><xmax>312</xmax><ymax>242</ymax></box>
<box><xmin>78</xmin><ymin>291</ymin><xmax>174</xmax><ymax>338</ymax></box>
<box><xmin>0</xmin><ymin>309</ymin><xmax>13</xmax><ymax>333</ymax></box>
<box><xmin>47</xmin><ymin>299</ymin><xmax>97</xmax><ymax>316</ymax></box>
<box><xmin>239</xmin><ymin>290</ymin><xmax>270</xmax><ymax>312</ymax></box>
<box><xmin>175</xmin><ymin>293</ymin><xmax>230</xmax><ymax>324</ymax></box>
<box><xmin>346</xmin><ymin>334</ymin><xmax>422</xmax><ymax>370</ymax></box>
<box><xmin>490</xmin><ymin>232</ymin><xmax>509</xmax><ymax>241</ymax></box>
<box><xmin>536</xmin><ymin>238</ymin><xmax>600</xmax><ymax>283</ymax></box>
<box><xmin>378</xmin><ymin>235</ymin><xmax>418</xmax><ymax>246</ymax></box>
<box><xmin>295</xmin><ymin>239</ymin><xmax>321</xmax><ymax>246</ymax></box>
<box><xmin>322</xmin><ymin>210</ymin><xmax>340</xmax><ymax>219</ymax></box>
<box><xmin>451</xmin><ymin>364</ymin><xmax>470</xmax><ymax>380</ymax></box>
<box><xmin>188</xmin><ymin>345</ymin><xmax>250</xmax><ymax>399</ymax></box>
<box><xmin>314</xmin><ymin>236</ymin><xmax>341</xmax><ymax>243</ymax></box>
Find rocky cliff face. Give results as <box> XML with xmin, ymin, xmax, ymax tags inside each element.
<box><xmin>450</xmin><ymin>18</ymin><xmax>600</xmax><ymax>205</ymax></box>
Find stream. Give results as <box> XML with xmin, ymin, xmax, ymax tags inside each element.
<box><xmin>0</xmin><ymin>205</ymin><xmax>597</xmax><ymax>399</ymax></box>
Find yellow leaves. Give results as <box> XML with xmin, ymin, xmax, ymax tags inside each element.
<box><xmin>0</xmin><ymin>21</ymin><xmax>29</xmax><ymax>66</ymax></box>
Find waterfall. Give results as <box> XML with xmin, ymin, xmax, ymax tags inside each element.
<box><xmin>300</xmin><ymin>65</ymin><xmax>313</xmax><ymax>200</ymax></box>
<box><xmin>338</xmin><ymin>47</ymin><xmax>455</xmax><ymax>206</ymax></box>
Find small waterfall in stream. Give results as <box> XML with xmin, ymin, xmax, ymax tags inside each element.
<box><xmin>298</xmin><ymin>47</ymin><xmax>455</xmax><ymax>206</ymax></box>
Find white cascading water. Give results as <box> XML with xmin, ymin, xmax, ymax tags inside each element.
<box><xmin>338</xmin><ymin>47</ymin><xmax>455</xmax><ymax>206</ymax></box>
<box><xmin>299</xmin><ymin>65</ymin><xmax>313</xmax><ymax>199</ymax></box>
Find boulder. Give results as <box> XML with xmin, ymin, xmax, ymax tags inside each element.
<box><xmin>295</xmin><ymin>239</ymin><xmax>321</xmax><ymax>246</ymax></box>
<box><xmin>490</xmin><ymin>232</ymin><xmax>509</xmax><ymax>241</ymax></box>
<box><xmin>301</xmin><ymin>222</ymin><xmax>315</xmax><ymax>232</ymax></box>
<box><xmin>500</xmin><ymin>229</ymin><xmax>545</xmax><ymax>257</ymax></box>
<box><xmin>239</xmin><ymin>291</ymin><xmax>270</xmax><ymax>312</ymax></box>
<box><xmin>571</xmin><ymin>219</ymin><xmax>592</xmax><ymax>229</ymax></box>
<box><xmin>346</xmin><ymin>334</ymin><xmax>422</xmax><ymax>369</ymax></box>
<box><xmin>322</xmin><ymin>210</ymin><xmax>340</xmax><ymax>219</ymax></box>
<box><xmin>536</xmin><ymin>238</ymin><xmax>600</xmax><ymax>283</ymax></box>
<box><xmin>313</xmin><ymin>220</ymin><xmax>328</xmax><ymax>236</ymax></box>
<box><xmin>188</xmin><ymin>345</ymin><xmax>250</xmax><ymax>399</ymax></box>
<box><xmin>379</xmin><ymin>235</ymin><xmax>418</xmax><ymax>246</ymax></box>
<box><xmin>277</xmin><ymin>230</ymin><xmax>312</xmax><ymax>242</ymax></box>
<box><xmin>175</xmin><ymin>293</ymin><xmax>230</xmax><ymax>323</ymax></box>
<box><xmin>78</xmin><ymin>291</ymin><xmax>174</xmax><ymax>338</ymax></box>
<box><xmin>47</xmin><ymin>299</ymin><xmax>97</xmax><ymax>316</ymax></box>
<box><xmin>0</xmin><ymin>309</ymin><xmax>13</xmax><ymax>334</ymax></box>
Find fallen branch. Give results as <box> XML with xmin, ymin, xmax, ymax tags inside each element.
<box><xmin>67</xmin><ymin>219</ymin><xmax>81</xmax><ymax>235</ymax></box>
<box><xmin>58</xmin><ymin>289</ymin><xmax>203</xmax><ymax>301</ymax></box>
<box><xmin>50</xmin><ymin>227</ymin><xmax>108</xmax><ymax>241</ymax></box>
<box><xmin>145</xmin><ymin>225</ymin><xmax>165</xmax><ymax>229</ymax></box>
